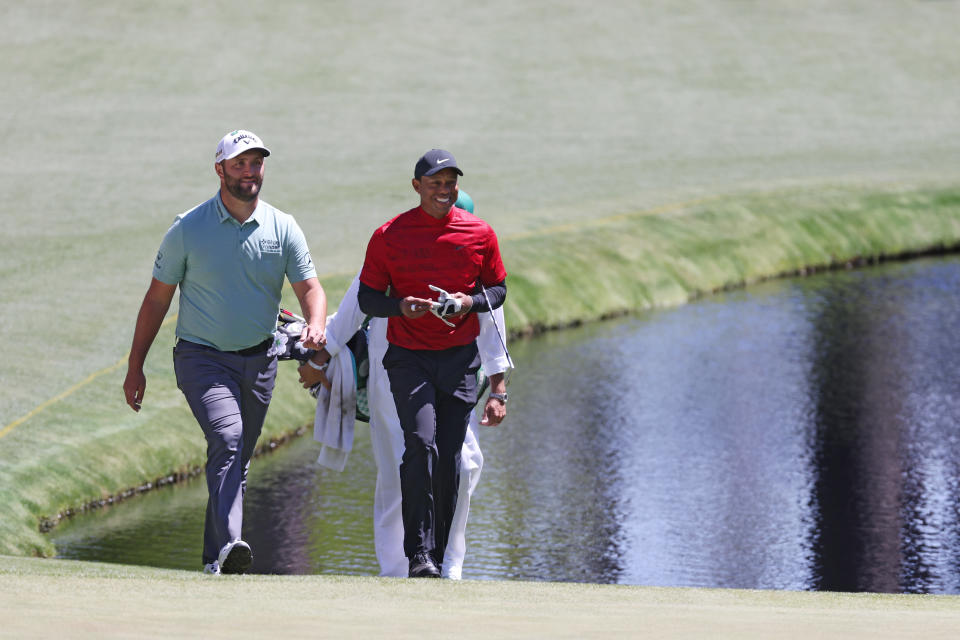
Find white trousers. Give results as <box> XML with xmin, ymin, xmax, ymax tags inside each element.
<box><xmin>367</xmin><ymin>332</ymin><xmax>483</xmax><ymax>579</ymax></box>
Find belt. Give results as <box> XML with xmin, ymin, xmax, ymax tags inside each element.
<box><xmin>179</xmin><ymin>337</ymin><xmax>273</xmax><ymax>356</ymax></box>
<box><xmin>232</xmin><ymin>337</ymin><xmax>274</xmax><ymax>356</ymax></box>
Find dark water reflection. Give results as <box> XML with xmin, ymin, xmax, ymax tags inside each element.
<box><xmin>53</xmin><ymin>256</ymin><xmax>960</xmax><ymax>593</ymax></box>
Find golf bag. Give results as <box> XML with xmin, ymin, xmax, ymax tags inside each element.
<box><xmin>271</xmin><ymin>309</ymin><xmax>371</xmax><ymax>421</ymax></box>
<box><xmin>272</xmin><ymin>309</ymin><xmax>488</xmax><ymax>423</ymax></box>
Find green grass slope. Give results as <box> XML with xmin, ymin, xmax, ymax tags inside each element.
<box><xmin>506</xmin><ymin>184</ymin><xmax>960</xmax><ymax>331</ymax></box>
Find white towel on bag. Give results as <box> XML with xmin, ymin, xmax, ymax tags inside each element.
<box><xmin>312</xmin><ymin>347</ymin><xmax>357</xmax><ymax>471</ymax></box>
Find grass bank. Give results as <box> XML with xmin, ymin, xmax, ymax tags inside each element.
<box><xmin>3</xmin><ymin>555</ymin><xmax>960</xmax><ymax>639</ymax></box>
<box><xmin>504</xmin><ymin>182</ymin><xmax>960</xmax><ymax>333</ymax></box>
<box><xmin>2</xmin><ymin>182</ymin><xmax>960</xmax><ymax>559</ymax></box>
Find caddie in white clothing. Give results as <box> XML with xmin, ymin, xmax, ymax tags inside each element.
<box><xmin>299</xmin><ymin>272</ymin><xmax>509</xmax><ymax>578</ymax></box>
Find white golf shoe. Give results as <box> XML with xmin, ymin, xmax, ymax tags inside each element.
<box><xmin>218</xmin><ymin>539</ymin><xmax>253</xmax><ymax>575</ymax></box>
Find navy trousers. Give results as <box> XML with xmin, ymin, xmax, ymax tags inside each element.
<box><xmin>382</xmin><ymin>342</ymin><xmax>480</xmax><ymax>564</ymax></box>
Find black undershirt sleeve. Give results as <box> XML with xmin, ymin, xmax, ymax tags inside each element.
<box><xmin>358</xmin><ymin>280</ymin><xmax>506</xmax><ymax>317</ymax></box>
<box><xmin>470</xmin><ymin>280</ymin><xmax>506</xmax><ymax>312</ymax></box>
<box><xmin>358</xmin><ymin>281</ymin><xmax>402</xmax><ymax>318</ymax></box>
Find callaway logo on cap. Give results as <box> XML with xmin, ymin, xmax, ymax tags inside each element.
<box><xmin>414</xmin><ymin>149</ymin><xmax>464</xmax><ymax>180</ymax></box>
<box><xmin>215</xmin><ymin>129</ymin><xmax>271</xmax><ymax>162</ymax></box>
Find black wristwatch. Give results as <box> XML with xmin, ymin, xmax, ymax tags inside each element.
<box><xmin>489</xmin><ymin>392</ymin><xmax>508</xmax><ymax>405</ymax></box>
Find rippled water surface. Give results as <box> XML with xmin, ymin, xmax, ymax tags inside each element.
<box><xmin>53</xmin><ymin>256</ymin><xmax>960</xmax><ymax>593</ymax></box>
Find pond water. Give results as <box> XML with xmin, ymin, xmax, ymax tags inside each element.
<box><xmin>52</xmin><ymin>256</ymin><xmax>960</xmax><ymax>593</ymax></box>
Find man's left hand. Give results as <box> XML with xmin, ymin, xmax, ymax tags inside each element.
<box><xmin>480</xmin><ymin>396</ymin><xmax>506</xmax><ymax>426</ymax></box>
<box><xmin>444</xmin><ymin>292</ymin><xmax>473</xmax><ymax>318</ymax></box>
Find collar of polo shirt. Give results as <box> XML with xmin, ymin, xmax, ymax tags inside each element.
<box><xmin>216</xmin><ymin>195</ymin><xmax>264</xmax><ymax>225</ymax></box>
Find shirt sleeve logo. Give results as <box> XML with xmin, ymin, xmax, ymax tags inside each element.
<box><xmin>259</xmin><ymin>239</ymin><xmax>281</xmax><ymax>254</ymax></box>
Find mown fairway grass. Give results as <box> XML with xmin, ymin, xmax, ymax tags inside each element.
<box><xmin>3</xmin><ymin>0</ymin><xmax>960</xmax><ymax>629</ymax></box>
<box><xmin>4</xmin><ymin>555</ymin><xmax>960</xmax><ymax>639</ymax></box>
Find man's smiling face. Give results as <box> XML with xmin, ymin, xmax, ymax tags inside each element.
<box><xmin>219</xmin><ymin>150</ymin><xmax>265</xmax><ymax>202</ymax></box>
<box><xmin>413</xmin><ymin>168</ymin><xmax>460</xmax><ymax>219</ymax></box>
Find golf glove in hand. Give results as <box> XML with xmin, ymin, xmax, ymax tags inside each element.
<box><xmin>428</xmin><ymin>284</ymin><xmax>461</xmax><ymax>327</ymax></box>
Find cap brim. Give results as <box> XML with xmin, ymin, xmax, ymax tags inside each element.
<box><xmin>419</xmin><ymin>166</ymin><xmax>463</xmax><ymax>179</ymax></box>
<box><xmin>224</xmin><ymin>146</ymin><xmax>271</xmax><ymax>161</ymax></box>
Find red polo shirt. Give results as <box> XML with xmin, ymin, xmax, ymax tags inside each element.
<box><xmin>360</xmin><ymin>205</ymin><xmax>507</xmax><ymax>351</ymax></box>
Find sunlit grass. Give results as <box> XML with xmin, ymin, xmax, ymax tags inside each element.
<box><xmin>3</xmin><ymin>555</ymin><xmax>960</xmax><ymax>639</ymax></box>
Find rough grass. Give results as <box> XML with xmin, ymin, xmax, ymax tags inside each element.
<box><xmin>505</xmin><ymin>183</ymin><xmax>960</xmax><ymax>332</ymax></box>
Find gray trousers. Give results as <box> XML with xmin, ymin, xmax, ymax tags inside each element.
<box><xmin>173</xmin><ymin>340</ymin><xmax>277</xmax><ymax>565</ymax></box>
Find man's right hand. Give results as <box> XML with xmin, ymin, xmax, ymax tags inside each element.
<box><xmin>123</xmin><ymin>278</ymin><xmax>177</xmax><ymax>414</ymax></box>
<box><xmin>400</xmin><ymin>296</ymin><xmax>435</xmax><ymax>319</ymax></box>
<box><xmin>123</xmin><ymin>367</ymin><xmax>146</xmax><ymax>412</ymax></box>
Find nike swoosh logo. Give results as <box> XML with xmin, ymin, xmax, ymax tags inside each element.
<box><xmin>437</xmin><ymin>158</ymin><xmax>450</xmax><ymax>164</ymax></box>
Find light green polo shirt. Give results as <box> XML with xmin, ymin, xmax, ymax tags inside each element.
<box><xmin>153</xmin><ymin>192</ymin><xmax>317</xmax><ymax>351</ymax></box>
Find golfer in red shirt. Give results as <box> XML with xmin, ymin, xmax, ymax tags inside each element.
<box><xmin>358</xmin><ymin>149</ymin><xmax>507</xmax><ymax>578</ymax></box>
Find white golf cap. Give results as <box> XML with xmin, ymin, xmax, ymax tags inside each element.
<box><xmin>215</xmin><ymin>129</ymin><xmax>271</xmax><ymax>162</ymax></box>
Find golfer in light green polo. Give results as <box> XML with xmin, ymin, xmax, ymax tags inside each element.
<box><xmin>123</xmin><ymin>129</ymin><xmax>327</xmax><ymax>575</ymax></box>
